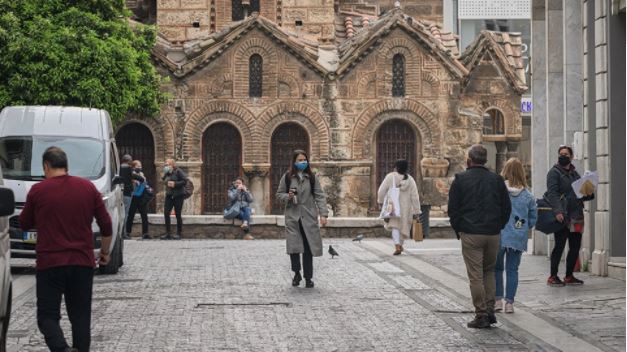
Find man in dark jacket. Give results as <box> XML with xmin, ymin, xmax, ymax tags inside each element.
<box><xmin>161</xmin><ymin>158</ymin><xmax>187</xmax><ymax>240</ymax></box>
<box><xmin>448</xmin><ymin>144</ymin><xmax>511</xmax><ymax>328</ymax></box>
<box><xmin>120</xmin><ymin>154</ymin><xmax>133</xmax><ymax>239</ymax></box>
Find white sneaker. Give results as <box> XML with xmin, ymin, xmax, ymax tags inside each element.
<box><xmin>494</xmin><ymin>299</ymin><xmax>504</xmax><ymax>312</ymax></box>
<box><xmin>504</xmin><ymin>302</ymin><xmax>514</xmax><ymax>314</ymax></box>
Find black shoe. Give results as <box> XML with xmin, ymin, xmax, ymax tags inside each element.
<box><xmin>172</xmin><ymin>234</ymin><xmax>182</xmax><ymax>240</ymax></box>
<box><xmin>160</xmin><ymin>233</ymin><xmax>172</xmax><ymax>240</ymax></box>
<box><xmin>292</xmin><ymin>272</ymin><xmax>302</xmax><ymax>287</ymax></box>
<box><xmin>305</xmin><ymin>279</ymin><xmax>314</xmax><ymax>288</ymax></box>
<box><xmin>467</xmin><ymin>314</ymin><xmax>491</xmax><ymax>329</ymax></box>
<box><xmin>488</xmin><ymin>313</ymin><xmax>497</xmax><ymax>325</ymax></box>
<box><xmin>142</xmin><ymin>234</ymin><xmax>151</xmax><ymax>240</ymax></box>
<box><xmin>123</xmin><ymin>234</ymin><xmax>131</xmax><ymax>240</ymax></box>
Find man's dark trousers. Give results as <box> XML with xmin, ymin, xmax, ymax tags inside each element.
<box><xmin>37</xmin><ymin>265</ymin><xmax>94</xmax><ymax>352</ymax></box>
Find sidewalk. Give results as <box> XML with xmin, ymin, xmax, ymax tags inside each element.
<box><xmin>368</xmin><ymin>238</ymin><xmax>626</xmax><ymax>352</ymax></box>
<box><xmin>7</xmin><ymin>238</ymin><xmax>625</xmax><ymax>352</ymax></box>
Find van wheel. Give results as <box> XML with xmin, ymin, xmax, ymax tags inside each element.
<box><xmin>0</xmin><ymin>284</ymin><xmax>11</xmax><ymax>352</ymax></box>
<box><xmin>99</xmin><ymin>236</ymin><xmax>121</xmax><ymax>275</ymax></box>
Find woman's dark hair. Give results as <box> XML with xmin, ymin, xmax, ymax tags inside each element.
<box><xmin>394</xmin><ymin>159</ymin><xmax>409</xmax><ymax>180</ymax></box>
<box><xmin>288</xmin><ymin>149</ymin><xmax>313</xmax><ymax>179</ymax></box>
<box><xmin>42</xmin><ymin>146</ymin><xmax>68</xmax><ymax>170</ymax></box>
<box><xmin>558</xmin><ymin>145</ymin><xmax>573</xmax><ymax>156</ymax></box>
<box><xmin>233</xmin><ymin>177</ymin><xmax>244</xmax><ymax>184</ymax></box>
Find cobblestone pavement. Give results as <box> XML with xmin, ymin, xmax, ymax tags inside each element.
<box><xmin>6</xmin><ymin>238</ymin><xmax>625</xmax><ymax>352</ymax></box>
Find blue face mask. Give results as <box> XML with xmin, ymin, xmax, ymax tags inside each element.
<box><xmin>294</xmin><ymin>161</ymin><xmax>308</xmax><ymax>171</ymax></box>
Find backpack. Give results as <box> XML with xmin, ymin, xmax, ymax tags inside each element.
<box><xmin>184</xmin><ymin>179</ymin><xmax>194</xmax><ymax>199</ymax></box>
<box><xmin>284</xmin><ymin>172</ymin><xmax>315</xmax><ymax>193</ymax></box>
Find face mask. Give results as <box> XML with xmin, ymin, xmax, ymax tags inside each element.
<box><xmin>163</xmin><ymin>166</ymin><xmax>171</xmax><ymax>174</ymax></box>
<box><xmin>134</xmin><ymin>168</ymin><xmax>142</xmax><ymax>173</ymax></box>
<box><xmin>558</xmin><ymin>155</ymin><xmax>571</xmax><ymax>166</ymax></box>
<box><xmin>294</xmin><ymin>161</ymin><xmax>308</xmax><ymax>171</ymax></box>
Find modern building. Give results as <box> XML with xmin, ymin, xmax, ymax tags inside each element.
<box><xmin>531</xmin><ymin>0</ymin><xmax>624</xmax><ymax>279</ymax></box>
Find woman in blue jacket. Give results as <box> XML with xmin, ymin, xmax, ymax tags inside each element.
<box><xmin>495</xmin><ymin>158</ymin><xmax>537</xmax><ymax>314</ymax></box>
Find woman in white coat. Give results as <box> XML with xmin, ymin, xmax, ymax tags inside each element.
<box><xmin>377</xmin><ymin>159</ymin><xmax>422</xmax><ymax>255</ymax></box>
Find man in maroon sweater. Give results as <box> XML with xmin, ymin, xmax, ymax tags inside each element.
<box><xmin>20</xmin><ymin>146</ymin><xmax>112</xmax><ymax>352</ymax></box>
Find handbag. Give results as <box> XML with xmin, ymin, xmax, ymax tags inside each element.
<box><xmin>535</xmin><ymin>196</ymin><xmax>567</xmax><ymax>234</ymax></box>
<box><xmin>411</xmin><ymin>219</ymin><xmax>423</xmax><ymax>242</ymax></box>
<box><xmin>224</xmin><ymin>194</ymin><xmax>242</xmax><ymax>220</ymax></box>
<box><xmin>379</xmin><ymin>175</ymin><xmax>401</xmax><ymax>219</ymax></box>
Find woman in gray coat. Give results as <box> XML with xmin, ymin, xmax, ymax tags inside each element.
<box><xmin>276</xmin><ymin>150</ymin><xmax>329</xmax><ymax>288</ymax></box>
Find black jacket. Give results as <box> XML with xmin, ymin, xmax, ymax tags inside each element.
<box><xmin>544</xmin><ymin>164</ymin><xmax>593</xmax><ymax>221</ymax></box>
<box><xmin>448</xmin><ymin>166</ymin><xmax>512</xmax><ymax>236</ymax></box>
<box><xmin>120</xmin><ymin>164</ymin><xmax>144</xmax><ymax>197</ymax></box>
<box><xmin>162</xmin><ymin>167</ymin><xmax>187</xmax><ymax>198</ymax></box>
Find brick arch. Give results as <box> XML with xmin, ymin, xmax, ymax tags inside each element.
<box><xmin>352</xmin><ymin>99</ymin><xmax>441</xmax><ymax>159</ymax></box>
<box><xmin>256</xmin><ymin>102</ymin><xmax>330</xmax><ymax>162</ymax></box>
<box><xmin>278</xmin><ymin>73</ymin><xmax>300</xmax><ymax>98</ymax></box>
<box><xmin>421</xmin><ymin>71</ymin><xmax>441</xmax><ymax>96</ymax></box>
<box><xmin>479</xmin><ymin>98</ymin><xmax>519</xmax><ymax>135</ymax></box>
<box><xmin>183</xmin><ymin>101</ymin><xmax>256</xmax><ymax>162</ymax></box>
<box><xmin>376</xmin><ymin>36</ymin><xmax>422</xmax><ymax>97</ymax></box>
<box><xmin>115</xmin><ymin>118</ymin><xmax>168</xmax><ymax>164</ymax></box>
<box><xmin>233</xmin><ymin>37</ymin><xmax>279</xmax><ymax>98</ymax></box>
<box><xmin>357</xmin><ymin>72</ymin><xmax>376</xmax><ymax>97</ymax></box>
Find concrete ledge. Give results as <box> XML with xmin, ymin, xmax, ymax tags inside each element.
<box><xmin>135</xmin><ymin>214</ymin><xmax>451</xmax><ymax>227</ymax></box>
<box><xmin>608</xmin><ymin>257</ymin><xmax>626</xmax><ymax>280</ymax></box>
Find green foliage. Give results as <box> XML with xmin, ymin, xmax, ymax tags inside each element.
<box><xmin>0</xmin><ymin>0</ymin><xmax>166</xmax><ymax>123</ymax></box>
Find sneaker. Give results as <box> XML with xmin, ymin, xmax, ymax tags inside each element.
<box><xmin>292</xmin><ymin>272</ymin><xmax>302</xmax><ymax>287</ymax></box>
<box><xmin>160</xmin><ymin>233</ymin><xmax>172</xmax><ymax>240</ymax></box>
<box><xmin>564</xmin><ymin>275</ymin><xmax>584</xmax><ymax>285</ymax></box>
<box><xmin>488</xmin><ymin>312</ymin><xmax>497</xmax><ymax>325</ymax></box>
<box><xmin>467</xmin><ymin>314</ymin><xmax>491</xmax><ymax>329</ymax></box>
<box><xmin>243</xmin><ymin>234</ymin><xmax>255</xmax><ymax>240</ymax></box>
<box><xmin>305</xmin><ymin>279</ymin><xmax>315</xmax><ymax>288</ymax></box>
<box><xmin>494</xmin><ymin>299</ymin><xmax>504</xmax><ymax>312</ymax></box>
<box><xmin>547</xmin><ymin>275</ymin><xmax>565</xmax><ymax>287</ymax></box>
<box><xmin>504</xmin><ymin>302</ymin><xmax>514</xmax><ymax>314</ymax></box>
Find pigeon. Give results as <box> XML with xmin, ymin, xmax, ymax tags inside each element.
<box><xmin>328</xmin><ymin>245</ymin><xmax>339</xmax><ymax>259</ymax></box>
<box><xmin>352</xmin><ymin>234</ymin><xmax>364</xmax><ymax>242</ymax></box>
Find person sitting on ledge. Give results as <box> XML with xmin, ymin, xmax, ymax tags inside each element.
<box><xmin>227</xmin><ymin>177</ymin><xmax>254</xmax><ymax>240</ymax></box>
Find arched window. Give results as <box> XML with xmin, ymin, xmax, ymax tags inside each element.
<box><xmin>392</xmin><ymin>54</ymin><xmax>405</xmax><ymax>97</ymax></box>
<box><xmin>232</xmin><ymin>0</ymin><xmax>260</xmax><ymax>21</ymax></box>
<box><xmin>483</xmin><ymin>109</ymin><xmax>505</xmax><ymax>135</ymax></box>
<box><xmin>249</xmin><ymin>54</ymin><xmax>263</xmax><ymax>98</ymax></box>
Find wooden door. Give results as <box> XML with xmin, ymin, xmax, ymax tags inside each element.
<box><xmin>115</xmin><ymin>123</ymin><xmax>157</xmax><ymax>212</ymax></box>
<box><xmin>270</xmin><ymin>123</ymin><xmax>309</xmax><ymax>214</ymax></box>
<box><xmin>202</xmin><ymin>123</ymin><xmax>242</xmax><ymax>214</ymax></box>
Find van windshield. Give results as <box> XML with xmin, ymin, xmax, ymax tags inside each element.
<box><xmin>0</xmin><ymin>136</ymin><xmax>105</xmax><ymax>180</ymax></box>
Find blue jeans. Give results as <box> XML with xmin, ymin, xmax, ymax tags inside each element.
<box><xmin>495</xmin><ymin>247</ymin><xmax>523</xmax><ymax>303</ymax></box>
<box><xmin>237</xmin><ymin>206</ymin><xmax>251</xmax><ymax>223</ymax></box>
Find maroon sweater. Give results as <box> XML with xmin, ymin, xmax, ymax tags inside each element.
<box><xmin>19</xmin><ymin>175</ymin><xmax>112</xmax><ymax>270</ymax></box>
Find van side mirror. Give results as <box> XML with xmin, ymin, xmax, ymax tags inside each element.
<box><xmin>0</xmin><ymin>187</ymin><xmax>15</xmax><ymax>217</ymax></box>
<box><xmin>112</xmin><ymin>175</ymin><xmax>124</xmax><ymax>186</ymax></box>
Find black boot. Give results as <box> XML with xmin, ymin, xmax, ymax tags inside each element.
<box><xmin>467</xmin><ymin>314</ymin><xmax>491</xmax><ymax>329</ymax></box>
<box><xmin>305</xmin><ymin>279</ymin><xmax>314</xmax><ymax>288</ymax></box>
<box><xmin>292</xmin><ymin>272</ymin><xmax>302</xmax><ymax>287</ymax></box>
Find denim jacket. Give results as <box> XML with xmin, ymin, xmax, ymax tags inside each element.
<box><xmin>500</xmin><ymin>183</ymin><xmax>537</xmax><ymax>252</ymax></box>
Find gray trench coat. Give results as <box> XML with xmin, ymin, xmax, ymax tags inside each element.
<box><xmin>276</xmin><ymin>173</ymin><xmax>329</xmax><ymax>257</ymax></box>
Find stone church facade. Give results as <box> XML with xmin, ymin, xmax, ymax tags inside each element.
<box><xmin>118</xmin><ymin>0</ymin><xmax>527</xmax><ymax>217</ymax></box>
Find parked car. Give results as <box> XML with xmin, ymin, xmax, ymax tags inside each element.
<box><xmin>0</xmin><ymin>165</ymin><xmax>15</xmax><ymax>352</ymax></box>
<box><xmin>0</xmin><ymin>106</ymin><xmax>125</xmax><ymax>274</ymax></box>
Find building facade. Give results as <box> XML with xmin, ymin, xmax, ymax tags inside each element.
<box><xmin>530</xmin><ymin>0</ymin><xmax>625</xmax><ymax>279</ymax></box>
<box><xmin>118</xmin><ymin>0</ymin><xmax>526</xmax><ymax>218</ymax></box>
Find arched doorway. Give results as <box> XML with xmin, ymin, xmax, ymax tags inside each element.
<box><xmin>270</xmin><ymin>123</ymin><xmax>310</xmax><ymax>214</ymax></box>
<box><xmin>202</xmin><ymin>122</ymin><xmax>242</xmax><ymax>214</ymax></box>
<box><xmin>376</xmin><ymin>119</ymin><xmax>417</xmax><ymax>188</ymax></box>
<box><xmin>115</xmin><ymin>123</ymin><xmax>157</xmax><ymax>212</ymax></box>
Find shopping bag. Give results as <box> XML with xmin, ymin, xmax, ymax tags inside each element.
<box><xmin>411</xmin><ymin>219</ymin><xmax>423</xmax><ymax>242</ymax></box>
<box><xmin>379</xmin><ymin>175</ymin><xmax>401</xmax><ymax>219</ymax></box>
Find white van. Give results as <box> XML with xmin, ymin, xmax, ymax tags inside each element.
<box><xmin>0</xmin><ymin>166</ymin><xmax>15</xmax><ymax>351</ymax></box>
<box><xmin>0</xmin><ymin>106</ymin><xmax>125</xmax><ymax>274</ymax></box>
